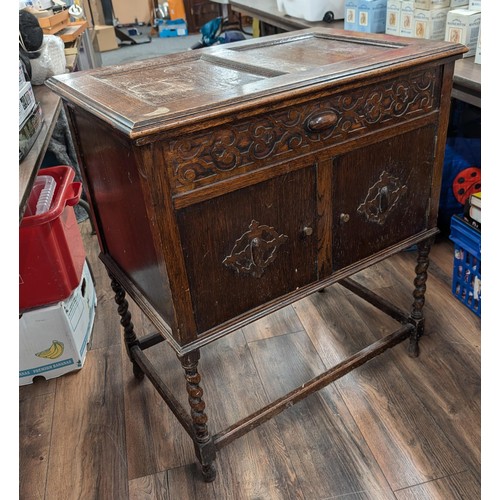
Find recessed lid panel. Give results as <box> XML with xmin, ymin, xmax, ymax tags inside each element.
<box><xmin>94</xmin><ymin>58</ymin><xmax>270</xmax><ymax>107</ymax></box>
<box><xmin>219</xmin><ymin>33</ymin><xmax>397</xmax><ymax>72</ymax></box>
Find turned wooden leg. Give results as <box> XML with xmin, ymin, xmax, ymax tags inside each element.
<box><xmin>109</xmin><ymin>273</ymin><xmax>144</xmax><ymax>380</ymax></box>
<box><xmin>179</xmin><ymin>350</ymin><xmax>217</xmax><ymax>482</ymax></box>
<box><xmin>408</xmin><ymin>239</ymin><xmax>432</xmax><ymax>358</ymax></box>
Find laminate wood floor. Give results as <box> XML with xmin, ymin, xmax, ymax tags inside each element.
<box><xmin>19</xmin><ymin>220</ymin><xmax>481</xmax><ymax>499</ymax></box>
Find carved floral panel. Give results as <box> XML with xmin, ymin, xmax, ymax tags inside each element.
<box><xmin>164</xmin><ymin>69</ymin><xmax>438</xmax><ymax>193</ymax></box>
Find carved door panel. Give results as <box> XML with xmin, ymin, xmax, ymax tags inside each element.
<box><xmin>332</xmin><ymin>125</ymin><xmax>436</xmax><ymax>270</ymax></box>
<box><xmin>177</xmin><ymin>167</ymin><xmax>317</xmax><ymax>334</ymax></box>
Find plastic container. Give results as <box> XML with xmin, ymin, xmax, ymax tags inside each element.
<box><xmin>449</xmin><ymin>215</ymin><xmax>481</xmax><ymax>317</ymax></box>
<box><xmin>281</xmin><ymin>0</ymin><xmax>346</xmax><ymax>22</ymax></box>
<box><xmin>24</xmin><ymin>175</ymin><xmax>57</xmax><ymax>216</ymax></box>
<box><xmin>19</xmin><ymin>166</ymin><xmax>85</xmax><ymax>311</ymax></box>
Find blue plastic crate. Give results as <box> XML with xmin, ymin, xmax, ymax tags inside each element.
<box><xmin>449</xmin><ymin>215</ymin><xmax>481</xmax><ymax>317</ymax></box>
<box><xmin>157</xmin><ymin>19</ymin><xmax>188</xmax><ymax>38</ymax></box>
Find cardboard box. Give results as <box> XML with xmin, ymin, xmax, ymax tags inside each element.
<box><xmin>469</xmin><ymin>0</ymin><xmax>481</xmax><ymax>10</ymax></box>
<box><xmin>19</xmin><ymin>82</ymin><xmax>36</xmax><ymax>129</ymax></box>
<box><xmin>111</xmin><ymin>0</ymin><xmax>151</xmax><ymax>25</ymax></box>
<box><xmin>344</xmin><ymin>0</ymin><xmax>359</xmax><ymax>30</ymax></box>
<box><xmin>58</xmin><ymin>20</ymin><xmax>89</xmax><ymax>43</ymax></box>
<box><xmin>414</xmin><ymin>7</ymin><xmax>449</xmax><ymax>39</ymax></box>
<box><xmin>445</xmin><ymin>8</ymin><xmax>481</xmax><ymax>57</ymax></box>
<box><xmin>414</xmin><ymin>0</ymin><xmax>449</xmax><ymax>9</ymax></box>
<box><xmin>19</xmin><ymin>262</ymin><xmax>96</xmax><ymax>386</ymax></box>
<box><xmin>93</xmin><ymin>25</ymin><xmax>119</xmax><ymax>52</ymax></box>
<box><xmin>357</xmin><ymin>0</ymin><xmax>388</xmax><ymax>33</ymax></box>
<box><xmin>386</xmin><ymin>0</ymin><xmax>402</xmax><ymax>35</ymax></box>
<box><xmin>399</xmin><ymin>0</ymin><xmax>415</xmax><ymax>37</ymax></box>
<box><xmin>37</xmin><ymin>9</ymin><xmax>70</xmax><ymax>35</ymax></box>
<box><xmin>449</xmin><ymin>0</ymin><xmax>468</xmax><ymax>6</ymax></box>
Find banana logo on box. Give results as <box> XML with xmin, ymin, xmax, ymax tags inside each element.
<box><xmin>35</xmin><ymin>340</ymin><xmax>64</xmax><ymax>360</ymax></box>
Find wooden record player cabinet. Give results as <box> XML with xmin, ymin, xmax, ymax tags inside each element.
<box><xmin>47</xmin><ymin>29</ymin><xmax>466</xmax><ymax>481</ymax></box>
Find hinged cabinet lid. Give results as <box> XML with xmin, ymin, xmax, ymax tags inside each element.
<box><xmin>46</xmin><ymin>28</ymin><xmax>466</xmax><ymax>138</ymax></box>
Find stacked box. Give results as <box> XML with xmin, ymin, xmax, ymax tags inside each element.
<box><xmin>449</xmin><ymin>0</ymin><xmax>468</xmax><ymax>6</ymax></box>
<box><xmin>386</xmin><ymin>0</ymin><xmax>402</xmax><ymax>34</ymax></box>
<box><xmin>357</xmin><ymin>0</ymin><xmax>388</xmax><ymax>33</ymax></box>
<box><xmin>445</xmin><ymin>8</ymin><xmax>481</xmax><ymax>57</ymax></box>
<box><xmin>449</xmin><ymin>215</ymin><xmax>481</xmax><ymax>317</ymax></box>
<box><xmin>414</xmin><ymin>0</ymin><xmax>449</xmax><ymax>8</ymax></box>
<box><xmin>93</xmin><ymin>25</ymin><xmax>118</xmax><ymax>52</ymax></box>
<box><xmin>474</xmin><ymin>23</ymin><xmax>481</xmax><ymax>63</ymax></box>
<box><xmin>399</xmin><ymin>0</ymin><xmax>415</xmax><ymax>36</ymax></box>
<box><xmin>19</xmin><ymin>261</ymin><xmax>97</xmax><ymax>385</ymax></box>
<box><xmin>469</xmin><ymin>0</ymin><xmax>480</xmax><ymax>10</ymax></box>
<box><xmin>344</xmin><ymin>0</ymin><xmax>359</xmax><ymax>30</ymax></box>
<box><xmin>19</xmin><ymin>81</ymin><xmax>36</xmax><ymax>129</ymax></box>
<box><xmin>414</xmin><ymin>7</ymin><xmax>449</xmax><ymax>39</ymax></box>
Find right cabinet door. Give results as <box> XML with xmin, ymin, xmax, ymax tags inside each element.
<box><xmin>332</xmin><ymin>125</ymin><xmax>436</xmax><ymax>270</ymax></box>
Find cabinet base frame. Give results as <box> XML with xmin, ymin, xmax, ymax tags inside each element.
<box><xmin>109</xmin><ymin>238</ymin><xmax>432</xmax><ymax>483</ymax></box>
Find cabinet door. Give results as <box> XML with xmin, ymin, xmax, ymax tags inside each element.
<box><xmin>332</xmin><ymin>125</ymin><xmax>436</xmax><ymax>270</ymax></box>
<box><xmin>177</xmin><ymin>167</ymin><xmax>317</xmax><ymax>334</ymax></box>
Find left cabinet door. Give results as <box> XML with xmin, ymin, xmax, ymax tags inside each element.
<box><xmin>176</xmin><ymin>166</ymin><xmax>318</xmax><ymax>334</ymax></box>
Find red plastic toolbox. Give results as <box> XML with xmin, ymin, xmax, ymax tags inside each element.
<box><xmin>19</xmin><ymin>166</ymin><xmax>85</xmax><ymax>311</ymax></box>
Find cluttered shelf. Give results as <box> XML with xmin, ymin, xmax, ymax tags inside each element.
<box><xmin>229</xmin><ymin>0</ymin><xmax>343</xmax><ymax>31</ymax></box>
<box><xmin>228</xmin><ymin>0</ymin><xmax>481</xmax><ymax>106</ymax></box>
<box><xmin>19</xmin><ymin>85</ymin><xmax>62</xmax><ymax>221</ymax></box>
<box><xmin>19</xmin><ymin>4</ymin><xmax>95</xmax><ymax>221</ymax></box>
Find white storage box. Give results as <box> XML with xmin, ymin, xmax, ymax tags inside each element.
<box><xmin>474</xmin><ymin>23</ymin><xmax>481</xmax><ymax>63</ymax></box>
<box><xmin>282</xmin><ymin>0</ymin><xmax>346</xmax><ymax>21</ymax></box>
<box><xmin>386</xmin><ymin>0</ymin><xmax>402</xmax><ymax>35</ymax></box>
<box><xmin>357</xmin><ymin>0</ymin><xmax>388</xmax><ymax>33</ymax></box>
<box><xmin>19</xmin><ymin>59</ymin><xmax>27</xmax><ymax>88</ymax></box>
<box><xmin>445</xmin><ymin>8</ymin><xmax>481</xmax><ymax>57</ymax></box>
<box><xmin>344</xmin><ymin>0</ymin><xmax>359</xmax><ymax>30</ymax></box>
<box><xmin>414</xmin><ymin>0</ymin><xmax>449</xmax><ymax>9</ymax></box>
<box><xmin>19</xmin><ymin>261</ymin><xmax>97</xmax><ymax>386</ymax></box>
<box><xmin>414</xmin><ymin>7</ymin><xmax>449</xmax><ymax>39</ymax></box>
<box><xmin>469</xmin><ymin>0</ymin><xmax>480</xmax><ymax>10</ymax></box>
<box><xmin>399</xmin><ymin>0</ymin><xmax>415</xmax><ymax>37</ymax></box>
<box><xmin>449</xmin><ymin>0</ymin><xmax>467</xmax><ymax>6</ymax></box>
<box><xmin>19</xmin><ymin>81</ymin><xmax>36</xmax><ymax>129</ymax></box>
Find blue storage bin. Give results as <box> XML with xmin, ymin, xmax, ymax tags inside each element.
<box><xmin>449</xmin><ymin>215</ymin><xmax>481</xmax><ymax>317</ymax></box>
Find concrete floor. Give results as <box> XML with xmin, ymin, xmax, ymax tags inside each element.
<box><xmin>99</xmin><ymin>30</ymin><xmax>202</xmax><ymax>67</ymax></box>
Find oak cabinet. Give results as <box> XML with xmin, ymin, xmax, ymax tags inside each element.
<box><xmin>47</xmin><ymin>29</ymin><xmax>466</xmax><ymax>481</ymax></box>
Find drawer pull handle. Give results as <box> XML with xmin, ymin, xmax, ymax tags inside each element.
<box><xmin>340</xmin><ymin>213</ymin><xmax>350</xmax><ymax>224</ymax></box>
<box><xmin>306</xmin><ymin>112</ymin><xmax>338</xmax><ymax>132</ymax></box>
<box><xmin>302</xmin><ymin>226</ymin><xmax>313</xmax><ymax>236</ymax></box>
<box><xmin>223</xmin><ymin>220</ymin><xmax>288</xmax><ymax>278</ymax></box>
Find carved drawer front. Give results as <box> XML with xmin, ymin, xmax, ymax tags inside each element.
<box><xmin>164</xmin><ymin>68</ymin><xmax>440</xmax><ymax>197</ymax></box>
<box><xmin>176</xmin><ymin>167</ymin><xmax>317</xmax><ymax>334</ymax></box>
<box><xmin>332</xmin><ymin>124</ymin><xmax>436</xmax><ymax>269</ymax></box>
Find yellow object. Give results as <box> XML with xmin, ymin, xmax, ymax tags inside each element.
<box><xmin>36</xmin><ymin>340</ymin><xmax>65</xmax><ymax>360</ymax></box>
<box><xmin>252</xmin><ymin>17</ymin><xmax>260</xmax><ymax>37</ymax></box>
<box><xmin>168</xmin><ymin>0</ymin><xmax>187</xmax><ymax>20</ymax></box>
